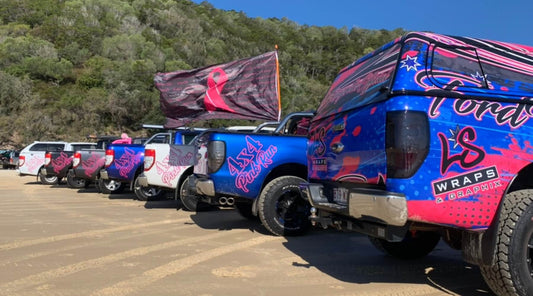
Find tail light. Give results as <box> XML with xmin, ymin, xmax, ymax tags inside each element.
<box><xmin>104</xmin><ymin>149</ymin><xmax>114</xmax><ymax>168</ymax></box>
<box><xmin>386</xmin><ymin>111</ymin><xmax>429</xmax><ymax>178</ymax></box>
<box><xmin>144</xmin><ymin>149</ymin><xmax>155</xmax><ymax>171</ymax></box>
<box><xmin>72</xmin><ymin>152</ymin><xmax>81</xmax><ymax>168</ymax></box>
<box><xmin>44</xmin><ymin>152</ymin><xmax>52</xmax><ymax>166</ymax></box>
<box><xmin>208</xmin><ymin>141</ymin><xmax>226</xmax><ymax>173</ymax></box>
<box><xmin>18</xmin><ymin>155</ymin><xmax>25</xmax><ymax>167</ymax></box>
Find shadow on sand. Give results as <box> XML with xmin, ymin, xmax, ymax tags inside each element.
<box><xmin>190</xmin><ymin>207</ymin><xmax>494</xmax><ymax>296</ymax></box>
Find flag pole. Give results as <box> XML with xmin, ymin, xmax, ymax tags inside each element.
<box><xmin>275</xmin><ymin>44</ymin><xmax>281</xmax><ymax>121</ymax></box>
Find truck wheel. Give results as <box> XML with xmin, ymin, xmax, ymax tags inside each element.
<box><xmin>235</xmin><ymin>201</ymin><xmax>257</xmax><ymax>220</ymax></box>
<box><xmin>178</xmin><ymin>176</ymin><xmax>210</xmax><ymax>211</ymax></box>
<box><xmin>479</xmin><ymin>189</ymin><xmax>533</xmax><ymax>296</ymax></box>
<box><xmin>258</xmin><ymin>176</ymin><xmax>310</xmax><ymax>236</ymax></box>
<box><xmin>98</xmin><ymin>179</ymin><xmax>124</xmax><ymax>194</ymax></box>
<box><xmin>66</xmin><ymin>173</ymin><xmax>87</xmax><ymax>189</ymax></box>
<box><xmin>368</xmin><ymin>230</ymin><xmax>440</xmax><ymax>259</ymax></box>
<box><xmin>39</xmin><ymin>170</ymin><xmax>59</xmax><ymax>185</ymax></box>
<box><xmin>133</xmin><ymin>176</ymin><xmax>163</xmax><ymax>201</ymax></box>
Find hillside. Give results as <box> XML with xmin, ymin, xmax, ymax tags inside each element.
<box><xmin>0</xmin><ymin>0</ymin><xmax>406</xmax><ymax>148</ymax></box>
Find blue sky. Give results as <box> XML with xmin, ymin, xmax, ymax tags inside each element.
<box><xmin>193</xmin><ymin>0</ymin><xmax>533</xmax><ymax>46</ymax></box>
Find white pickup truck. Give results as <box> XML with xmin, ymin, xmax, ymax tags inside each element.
<box><xmin>135</xmin><ymin>129</ymin><xmax>203</xmax><ymax>199</ymax></box>
<box><xmin>18</xmin><ymin>141</ymin><xmax>96</xmax><ymax>184</ymax></box>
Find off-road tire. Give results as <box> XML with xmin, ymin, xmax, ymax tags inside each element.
<box><xmin>369</xmin><ymin>230</ymin><xmax>441</xmax><ymax>259</ymax></box>
<box><xmin>479</xmin><ymin>189</ymin><xmax>533</xmax><ymax>296</ymax></box>
<box><xmin>98</xmin><ymin>178</ymin><xmax>124</xmax><ymax>194</ymax></box>
<box><xmin>258</xmin><ymin>176</ymin><xmax>310</xmax><ymax>236</ymax></box>
<box><xmin>178</xmin><ymin>176</ymin><xmax>210</xmax><ymax>211</ymax></box>
<box><xmin>66</xmin><ymin>173</ymin><xmax>88</xmax><ymax>189</ymax></box>
<box><xmin>133</xmin><ymin>176</ymin><xmax>163</xmax><ymax>201</ymax></box>
<box><xmin>39</xmin><ymin>170</ymin><xmax>59</xmax><ymax>185</ymax></box>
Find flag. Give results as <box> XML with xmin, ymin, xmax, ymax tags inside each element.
<box><xmin>155</xmin><ymin>51</ymin><xmax>281</xmax><ymax>128</ymax></box>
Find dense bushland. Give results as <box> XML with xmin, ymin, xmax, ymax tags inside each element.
<box><xmin>0</xmin><ymin>0</ymin><xmax>405</xmax><ymax>148</ymax></box>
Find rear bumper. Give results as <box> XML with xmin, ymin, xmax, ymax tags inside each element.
<box><xmin>299</xmin><ymin>183</ymin><xmax>408</xmax><ymax>226</ymax></box>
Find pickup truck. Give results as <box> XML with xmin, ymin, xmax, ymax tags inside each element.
<box><xmin>186</xmin><ymin>112</ymin><xmax>314</xmax><ymax>236</ymax></box>
<box><xmin>41</xmin><ymin>142</ymin><xmax>97</xmax><ymax>185</ymax></box>
<box><xmin>100</xmin><ymin>131</ymin><xmax>197</xmax><ymax>201</ymax></box>
<box><xmin>65</xmin><ymin>136</ymin><xmax>119</xmax><ymax>189</ymax></box>
<box><xmin>137</xmin><ymin>126</ymin><xmax>267</xmax><ymax>207</ymax></box>
<box><xmin>299</xmin><ymin>32</ymin><xmax>533</xmax><ymax>296</ymax></box>
<box><xmin>18</xmin><ymin>141</ymin><xmax>94</xmax><ymax>184</ymax></box>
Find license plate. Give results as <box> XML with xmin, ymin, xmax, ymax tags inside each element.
<box><xmin>333</xmin><ymin>187</ymin><xmax>349</xmax><ymax>205</ymax></box>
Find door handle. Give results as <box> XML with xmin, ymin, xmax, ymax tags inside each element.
<box><xmin>331</xmin><ymin>142</ymin><xmax>344</xmax><ymax>153</ymax></box>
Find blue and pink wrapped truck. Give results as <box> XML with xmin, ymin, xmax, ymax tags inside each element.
<box><xmin>299</xmin><ymin>32</ymin><xmax>533</xmax><ymax>296</ymax></box>
<box><xmin>99</xmin><ymin>132</ymin><xmax>171</xmax><ymax>200</ymax></box>
<box><xmin>186</xmin><ymin>112</ymin><xmax>314</xmax><ymax>236</ymax></box>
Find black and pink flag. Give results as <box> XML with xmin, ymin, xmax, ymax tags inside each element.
<box><xmin>155</xmin><ymin>51</ymin><xmax>281</xmax><ymax>128</ymax></box>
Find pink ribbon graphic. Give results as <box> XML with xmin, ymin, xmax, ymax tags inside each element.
<box><xmin>204</xmin><ymin>68</ymin><xmax>235</xmax><ymax>113</ymax></box>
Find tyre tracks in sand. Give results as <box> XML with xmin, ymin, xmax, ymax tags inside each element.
<box><xmin>0</xmin><ymin>227</ymin><xmax>279</xmax><ymax>296</ymax></box>
<box><xmin>0</xmin><ymin>171</ymin><xmax>491</xmax><ymax>296</ymax></box>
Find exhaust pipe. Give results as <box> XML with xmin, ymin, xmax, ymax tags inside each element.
<box><xmin>218</xmin><ymin>197</ymin><xmax>235</xmax><ymax>206</ymax></box>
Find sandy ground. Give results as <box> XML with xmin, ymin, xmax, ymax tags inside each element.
<box><xmin>0</xmin><ymin>169</ymin><xmax>494</xmax><ymax>296</ymax></box>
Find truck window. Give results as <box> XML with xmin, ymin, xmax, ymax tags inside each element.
<box><xmin>29</xmin><ymin>143</ymin><xmax>65</xmax><ymax>152</ymax></box>
<box><xmin>430</xmin><ymin>46</ymin><xmax>486</xmax><ymax>89</ymax></box>
<box><xmin>184</xmin><ymin>134</ymin><xmax>197</xmax><ymax>144</ymax></box>
<box><xmin>48</xmin><ymin>144</ymin><xmax>65</xmax><ymax>151</ymax></box>
<box><xmin>147</xmin><ymin>134</ymin><xmax>170</xmax><ymax>144</ymax></box>
<box><xmin>44</xmin><ymin>144</ymin><xmax>65</xmax><ymax>152</ymax></box>
<box><xmin>316</xmin><ymin>43</ymin><xmax>401</xmax><ymax>119</ymax></box>
<box><xmin>479</xmin><ymin>54</ymin><xmax>533</xmax><ymax>94</ymax></box>
<box><xmin>71</xmin><ymin>144</ymin><xmax>97</xmax><ymax>151</ymax></box>
<box><xmin>430</xmin><ymin>44</ymin><xmax>533</xmax><ymax>94</ymax></box>
<box><xmin>29</xmin><ymin>143</ymin><xmax>48</xmax><ymax>151</ymax></box>
<box><xmin>96</xmin><ymin>140</ymin><xmax>109</xmax><ymax>150</ymax></box>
